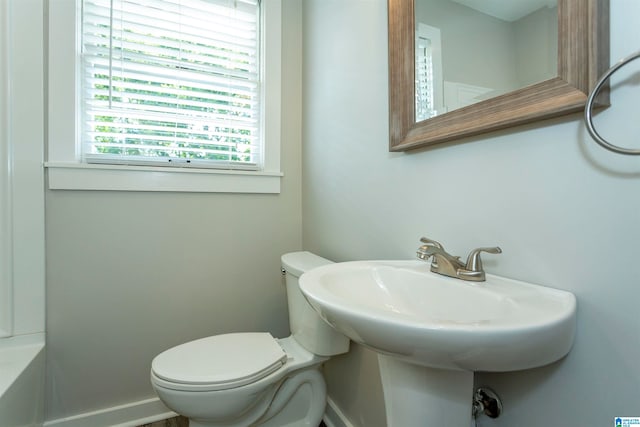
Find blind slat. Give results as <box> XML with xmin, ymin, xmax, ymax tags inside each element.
<box><xmin>86</xmin><ymin>113</ymin><xmax>259</xmax><ymax>128</ymax></box>
<box><xmin>83</xmin><ymin>16</ymin><xmax>258</xmax><ymax>51</ymax></box>
<box><xmin>82</xmin><ymin>36</ymin><xmax>258</xmax><ymax>70</ymax></box>
<box><xmin>84</xmin><ymin>53</ymin><xmax>258</xmax><ymax>85</ymax></box>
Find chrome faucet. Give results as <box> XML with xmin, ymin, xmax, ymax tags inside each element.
<box><xmin>416</xmin><ymin>237</ymin><xmax>501</xmax><ymax>282</ymax></box>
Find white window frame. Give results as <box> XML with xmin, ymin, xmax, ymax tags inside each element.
<box><xmin>0</xmin><ymin>0</ymin><xmax>11</xmax><ymax>337</ymax></box>
<box><xmin>46</xmin><ymin>0</ymin><xmax>282</xmax><ymax>193</ymax></box>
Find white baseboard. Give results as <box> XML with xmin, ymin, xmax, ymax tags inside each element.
<box><xmin>323</xmin><ymin>396</ymin><xmax>356</xmax><ymax>427</ymax></box>
<box><xmin>43</xmin><ymin>397</ymin><xmax>177</xmax><ymax>427</ymax></box>
<box><xmin>44</xmin><ymin>394</ymin><xmax>352</xmax><ymax>427</ymax></box>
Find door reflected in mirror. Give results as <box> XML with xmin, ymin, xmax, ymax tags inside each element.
<box><xmin>415</xmin><ymin>0</ymin><xmax>558</xmax><ymax>121</ymax></box>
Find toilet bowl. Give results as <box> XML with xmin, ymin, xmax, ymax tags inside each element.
<box><xmin>150</xmin><ymin>252</ymin><xmax>349</xmax><ymax>427</ymax></box>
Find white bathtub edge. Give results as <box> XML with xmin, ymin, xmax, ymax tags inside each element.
<box><xmin>0</xmin><ymin>332</ymin><xmax>46</xmax><ymax>427</ymax></box>
<box><xmin>0</xmin><ymin>332</ymin><xmax>45</xmax><ymax>400</ymax></box>
<box><xmin>0</xmin><ymin>332</ymin><xmax>45</xmax><ymax>350</ymax></box>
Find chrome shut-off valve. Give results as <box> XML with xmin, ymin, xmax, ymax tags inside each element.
<box><xmin>472</xmin><ymin>387</ymin><xmax>502</xmax><ymax>419</ymax></box>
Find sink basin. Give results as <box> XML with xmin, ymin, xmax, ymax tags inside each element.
<box><xmin>299</xmin><ymin>260</ymin><xmax>576</xmax><ymax>372</ymax></box>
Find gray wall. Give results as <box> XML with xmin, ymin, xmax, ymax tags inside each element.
<box><xmin>415</xmin><ymin>0</ymin><xmax>557</xmax><ymax>95</ymax></box>
<box><xmin>302</xmin><ymin>1</ymin><xmax>640</xmax><ymax>426</ymax></box>
<box><xmin>514</xmin><ymin>6</ymin><xmax>557</xmax><ymax>87</ymax></box>
<box><xmin>42</xmin><ymin>0</ymin><xmax>640</xmax><ymax>424</ymax></box>
<box><xmin>44</xmin><ymin>1</ymin><xmax>303</xmax><ymax>420</ymax></box>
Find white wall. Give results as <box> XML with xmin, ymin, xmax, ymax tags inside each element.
<box><xmin>302</xmin><ymin>1</ymin><xmax>640</xmax><ymax>426</ymax></box>
<box><xmin>0</xmin><ymin>0</ymin><xmax>46</xmax><ymax>338</ymax></box>
<box><xmin>44</xmin><ymin>1</ymin><xmax>302</xmax><ymax>421</ymax></box>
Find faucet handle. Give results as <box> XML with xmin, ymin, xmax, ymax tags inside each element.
<box><xmin>465</xmin><ymin>247</ymin><xmax>502</xmax><ymax>272</ymax></box>
<box><xmin>419</xmin><ymin>237</ymin><xmax>444</xmax><ymax>249</ymax></box>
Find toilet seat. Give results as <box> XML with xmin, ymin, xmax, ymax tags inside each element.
<box><xmin>151</xmin><ymin>332</ymin><xmax>287</xmax><ymax>392</ymax></box>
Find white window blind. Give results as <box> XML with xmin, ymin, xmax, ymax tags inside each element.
<box><xmin>81</xmin><ymin>0</ymin><xmax>261</xmax><ymax>170</ymax></box>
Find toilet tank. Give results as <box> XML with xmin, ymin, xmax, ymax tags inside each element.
<box><xmin>281</xmin><ymin>252</ymin><xmax>350</xmax><ymax>356</ymax></box>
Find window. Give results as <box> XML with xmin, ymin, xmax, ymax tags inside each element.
<box><xmin>47</xmin><ymin>0</ymin><xmax>282</xmax><ymax>193</ymax></box>
<box><xmin>415</xmin><ymin>33</ymin><xmax>434</xmax><ymax>121</ymax></box>
<box><xmin>82</xmin><ymin>0</ymin><xmax>261</xmax><ymax>169</ymax></box>
<box><xmin>415</xmin><ymin>23</ymin><xmax>443</xmax><ymax>121</ymax></box>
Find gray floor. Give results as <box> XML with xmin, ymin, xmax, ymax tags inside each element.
<box><xmin>138</xmin><ymin>416</ymin><xmax>188</xmax><ymax>427</ymax></box>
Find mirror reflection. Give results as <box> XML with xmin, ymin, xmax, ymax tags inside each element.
<box><xmin>415</xmin><ymin>0</ymin><xmax>558</xmax><ymax>121</ymax></box>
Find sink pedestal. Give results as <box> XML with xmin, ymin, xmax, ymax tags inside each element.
<box><xmin>378</xmin><ymin>355</ymin><xmax>474</xmax><ymax>427</ymax></box>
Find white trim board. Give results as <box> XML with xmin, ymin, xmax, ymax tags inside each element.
<box><xmin>43</xmin><ymin>397</ymin><xmax>176</xmax><ymax>427</ymax></box>
<box><xmin>323</xmin><ymin>396</ymin><xmax>357</xmax><ymax>427</ymax></box>
<box><xmin>44</xmin><ymin>395</ymin><xmax>354</xmax><ymax>427</ymax></box>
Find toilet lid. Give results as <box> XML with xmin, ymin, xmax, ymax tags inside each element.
<box><xmin>151</xmin><ymin>332</ymin><xmax>287</xmax><ymax>391</ymax></box>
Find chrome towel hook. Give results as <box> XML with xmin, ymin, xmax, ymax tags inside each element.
<box><xmin>584</xmin><ymin>50</ymin><xmax>640</xmax><ymax>155</ymax></box>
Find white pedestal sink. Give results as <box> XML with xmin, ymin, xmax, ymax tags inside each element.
<box><xmin>299</xmin><ymin>261</ymin><xmax>576</xmax><ymax>427</ymax></box>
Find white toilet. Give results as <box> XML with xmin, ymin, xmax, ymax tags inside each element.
<box><xmin>150</xmin><ymin>252</ymin><xmax>349</xmax><ymax>427</ymax></box>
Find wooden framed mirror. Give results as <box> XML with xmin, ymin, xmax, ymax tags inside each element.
<box><xmin>388</xmin><ymin>0</ymin><xmax>610</xmax><ymax>151</ymax></box>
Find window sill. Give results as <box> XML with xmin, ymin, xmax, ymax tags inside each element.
<box><xmin>45</xmin><ymin>162</ymin><xmax>282</xmax><ymax>193</ymax></box>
